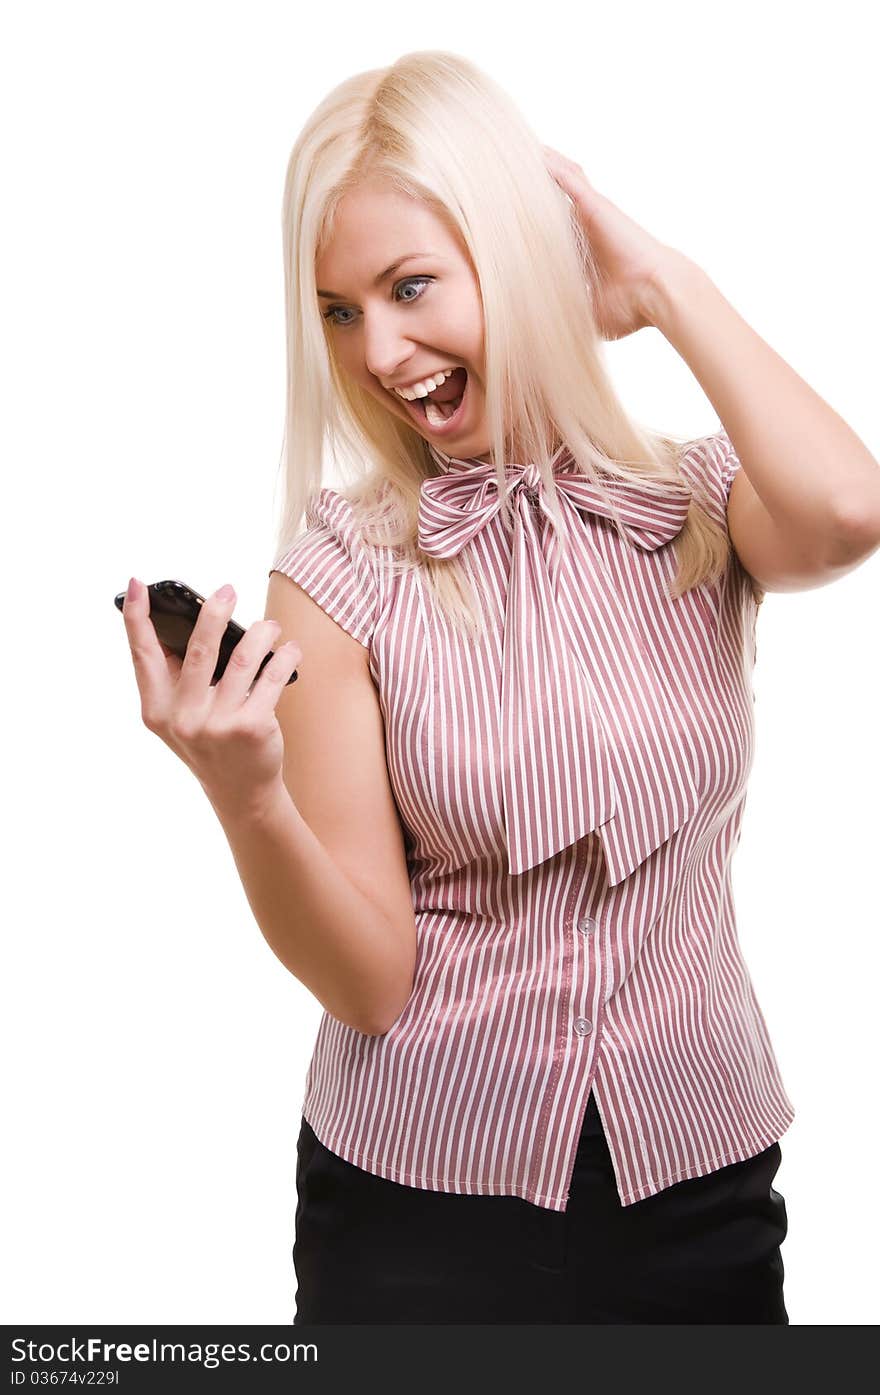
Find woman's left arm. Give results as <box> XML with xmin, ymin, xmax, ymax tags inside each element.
<box><xmin>542</xmin><ymin>146</ymin><xmax>880</xmax><ymax>590</ymax></box>
<box><xmin>642</xmin><ymin>255</ymin><xmax>880</xmax><ymax>589</ymax></box>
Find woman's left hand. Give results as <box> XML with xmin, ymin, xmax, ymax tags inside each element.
<box><xmin>542</xmin><ymin>144</ymin><xmax>690</xmax><ymax>340</ymax></box>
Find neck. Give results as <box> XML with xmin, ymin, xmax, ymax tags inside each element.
<box><xmin>428</xmin><ymin>434</ymin><xmax>568</xmax><ymax>473</ymax></box>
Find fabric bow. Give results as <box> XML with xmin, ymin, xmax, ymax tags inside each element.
<box><xmin>417</xmin><ymin>443</ymin><xmax>699</xmax><ymax>882</ymax></box>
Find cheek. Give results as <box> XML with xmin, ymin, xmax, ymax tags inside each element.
<box><xmin>463</xmin><ymin>299</ymin><xmax>486</xmax><ymax>369</ymax></box>
<box><xmin>331</xmin><ymin>344</ymin><xmax>367</xmax><ymax>384</ymax></box>
<box><xmin>437</xmin><ymin>298</ymin><xmax>485</xmax><ymax>374</ymax></box>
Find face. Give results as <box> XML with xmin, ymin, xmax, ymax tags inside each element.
<box><xmin>316</xmin><ymin>182</ymin><xmax>490</xmax><ymax>461</ymax></box>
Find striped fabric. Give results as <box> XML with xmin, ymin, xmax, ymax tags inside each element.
<box><xmin>269</xmin><ymin>430</ymin><xmax>795</xmax><ymax>1211</ymax></box>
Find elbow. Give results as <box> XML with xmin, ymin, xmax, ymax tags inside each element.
<box><xmin>827</xmin><ymin>496</ymin><xmax>880</xmax><ymax>566</ymax></box>
<box><xmin>323</xmin><ymin>987</ymin><xmax>406</xmax><ymax>1038</ymax></box>
<box><xmin>326</xmin><ymin>986</ymin><xmax>414</xmax><ymax>1039</ymax></box>
<box><xmin>333</xmin><ymin>1006</ymin><xmax>395</xmax><ymax>1038</ymax></box>
<box><xmin>352</xmin><ymin>1013</ymin><xmax>398</xmax><ymax>1039</ymax></box>
<box><xmin>359</xmin><ymin>973</ymin><xmax>417</xmax><ymax>1038</ymax></box>
<box><xmin>359</xmin><ymin>999</ymin><xmax>409</xmax><ymax>1038</ymax></box>
<box><xmin>359</xmin><ymin>1021</ymin><xmax>393</xmax><ymax>1039</ymax></box>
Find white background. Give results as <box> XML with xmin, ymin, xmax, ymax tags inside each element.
<box><xmin>2</xmin><ymin>0</ymin><xmax>877</xmax><ymax>1327</ymax></box>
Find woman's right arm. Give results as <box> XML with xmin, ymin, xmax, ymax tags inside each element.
<box><xmin>207</xmin><ymin>567</ymin><xmax>419</xmax><ymax>1035</ymax></box>
<box><xmin>204</xmin><ymin>776</ymin><xmax>416</xmax><ymax>1038</ymax></box>
<box><xmin>122</xmin><ymin>575</ymin><xmax>417</xmax><ymax>1037</ymax></box>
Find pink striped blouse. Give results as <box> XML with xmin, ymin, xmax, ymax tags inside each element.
<box><xmin>269</xmin><ymin>429</ymin><xmax>795</xmax><ymax>1211</ymax></box>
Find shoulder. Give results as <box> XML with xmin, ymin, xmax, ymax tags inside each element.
<box><xmin>306</xmin><ymin>486</ymin><xmax>369</xmax><ymax>547</ymax></box>
<box><xmin>677</xmin><ymin>429</ymin><xmax>741</xmax><ymax>531</ymax></box>
<box><xmin>270</xmin><ymin>488</ymin><xmax>380</xmax><ymax>650</ymax></box>
<box><xmin>273</xmin><ymin>487</ymin><xmax>375</xmax><ymax>571</ymax></box>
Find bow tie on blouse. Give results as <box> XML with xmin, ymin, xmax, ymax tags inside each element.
<box><xmin>418</xmin><ymin>443</ymin><xmax>699</xmax><ymax>883</ymax></box>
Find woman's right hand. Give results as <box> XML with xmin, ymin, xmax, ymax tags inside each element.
<box><xmin>121</xmin><ymin>578</ymin><xmax>303</xmax><ymax>819</ymax></box>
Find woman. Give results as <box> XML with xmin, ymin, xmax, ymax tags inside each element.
<box><xmin>122</xmin><ymin>51</ymin><xmax>880</xmax><ymax>1323</ymax></box>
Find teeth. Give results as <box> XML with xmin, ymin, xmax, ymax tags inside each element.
<box><xmin>394</xmin><ymin>368</ymin><xmax>456</xmax><ymax>401</ymax></box>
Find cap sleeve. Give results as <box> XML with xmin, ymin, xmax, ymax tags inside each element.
<box><xmin>269</xmin><ymin>488</ymin><xmax>378</xmax><ymax>649</ymax></box>
<box><xmin>678</xmin><ymin>429</ymin><xmax>741</xmax><ymax>533</ymax></box>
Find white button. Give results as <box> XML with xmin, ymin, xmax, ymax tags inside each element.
<box><xmin>573</xmin><ymin>1017</ymin><xmax>593</xmax><ymax>1036</ymax></box>
<box><xmin>578</xmin><ymin>916</ymin><xmax>598</xmax><ymax>935</ymax></box>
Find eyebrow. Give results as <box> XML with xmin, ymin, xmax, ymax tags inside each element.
<box><xmin>317</xmin><ymin>253</ymin><xmax>437</xmax><ymax>299</ymax></box>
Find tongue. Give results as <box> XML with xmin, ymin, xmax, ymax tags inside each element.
<box><xmin>427</xmin><ymin>366</ymin><xmax>467</xmax><ymax>403</ymax></box>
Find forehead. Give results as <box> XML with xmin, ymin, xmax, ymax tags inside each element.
<box><xmin>316</xmin><ymin>183</ymin><xmax>463</xmax><ymax>283</ymax></box>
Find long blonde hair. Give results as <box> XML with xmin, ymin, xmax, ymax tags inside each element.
<box><xmin>274</xmin><ymin>49</ymin><xmax>762</xmax><ymax>642</ymax></box>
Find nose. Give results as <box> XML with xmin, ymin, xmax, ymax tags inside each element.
<box><xmin>362</xmin><ymin>315</ymin><xmax>417</xmax><ymax>386</ymax></box>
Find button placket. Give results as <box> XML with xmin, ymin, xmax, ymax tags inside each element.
<box><xmin>573</xmin><ymin>910</ymin><xmax>597</xmax><ymax>1035</ymax></box>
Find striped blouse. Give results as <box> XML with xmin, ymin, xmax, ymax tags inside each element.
<box><xmin>269</xmin><ymin>429</ymin><xmax>795</xmax><ymax>1211</ymax></box>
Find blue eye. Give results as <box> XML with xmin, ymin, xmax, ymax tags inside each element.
<box><xmin>322</xmin><ymin>276</ymin><xmax>432</xmax><ymax>327</ymax></box>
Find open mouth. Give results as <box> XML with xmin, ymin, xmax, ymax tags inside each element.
<box><xmin>394</xmin><ymin>366</ymin><xmax>469</xmax><ymax>436</ymax></box>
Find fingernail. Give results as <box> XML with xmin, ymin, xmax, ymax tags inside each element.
<box><xmin>215</xmin><ymin>583</ymin><xmax>235</xmax><ymax>601</ymax></box>
<box><xmin>127</xmin><ymin>577</ymin><xmax>141</xmax><ymax>601</ymax></box>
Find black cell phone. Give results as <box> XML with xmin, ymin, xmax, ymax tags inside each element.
<box><xmin>114</xmin><ymin>580</ymin><xmax>298</xmax><ymax>686</ymax></box>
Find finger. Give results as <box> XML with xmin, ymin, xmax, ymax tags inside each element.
<box><xmin>543</xmin><ymin>153</ymin><xmax>579</xmax><ymax>203</ymax></box>
<box><xmin>542</xmin><ymin>144</ymin><xmax>594</xmax><ymax>189</ymax></box>
<box><xmin>175</xmin><ymin>584</ymin><xmax>238</xmax><ymax>708</ymax></box>
<box><xmin>121</xmin><ymin>577</ymin><xmax>177</xmax><ymax>708</ymax></box>
<box><xmin>211</xmin><ymin>618</ymin><xmax>287</xmax><ymax>712</ymax></box>
<box><xmin>542</xmin><ymin>144</ymin><xmax>578</xmax><ymax>173</ymax></box>
<box><xmin>158</xmin><ymin>640</ymin><xmax>183</xmax><ymax>678</ymax></box>
<box><xmin>241</xmin><ymin>638</ymin><xmax>302</xmax><ymax>721</ymax></box>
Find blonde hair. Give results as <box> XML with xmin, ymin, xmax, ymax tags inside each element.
<box><xmin>274</xmin><ymin>49</ymin><xmax>762</xmax><ymax>642</ymax></box>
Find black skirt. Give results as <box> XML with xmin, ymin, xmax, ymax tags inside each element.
<box><xmin>291</xmin><ymin>1090</ymin><xmax>789</xmax><ymax>1324</ymax></box>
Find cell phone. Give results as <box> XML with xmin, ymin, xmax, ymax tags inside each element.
<box><xmin>114</xmin><ymin>579</ymin><xmax>298</xmax><ymax>686</ymax></box>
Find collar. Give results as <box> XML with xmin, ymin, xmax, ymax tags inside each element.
<box><xmin>417</xmin><ymin>443</ymin><xmax>698</xmax><ymax>882</ymax></box>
